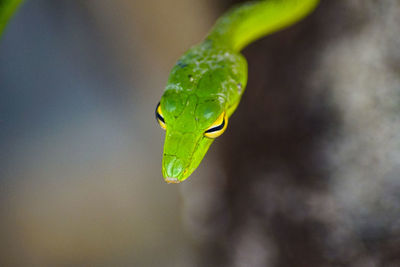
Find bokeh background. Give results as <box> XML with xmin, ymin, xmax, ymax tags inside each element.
<box><xmin>1</xmin><ymin>0</ymin><xmax>400</xmax><ymax>266</ymax></box>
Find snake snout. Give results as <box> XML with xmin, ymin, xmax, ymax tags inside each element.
<box><xmin>162</xmin><ymin>155</ymin><xmax>186</xmax><ymax>183</ymax></box>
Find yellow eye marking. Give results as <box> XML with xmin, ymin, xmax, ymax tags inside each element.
<box><xmin>155</xmin><ymin>103</ymin><xmax>166</xmax><ymax>130</ymax></box>
<box><xmin>204</xmin><ymin>112</ymin><xmax>228</xmax><ymax>139</ymax></box>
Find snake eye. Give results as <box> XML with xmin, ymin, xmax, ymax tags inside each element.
<box><xmin>155</xmin><ymin>102</ymin><xmax>166</xmax><ymax>130</ymax></box>
<box><xmin>204</xmin><ymin>112</ymin><xmax>228</xmax><ymax>138</ymax></box>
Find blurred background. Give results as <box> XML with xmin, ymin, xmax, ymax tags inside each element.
<box><xmin>1</xmin><ymin>0</ymin><xmax>400</xmax><ymax>266</ymax></box>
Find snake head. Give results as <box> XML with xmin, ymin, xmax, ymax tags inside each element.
<box><xmin>156</xmin><ymin>91</ymin><xmax>228</xmax><ymax>183</ymax></box>
<box><xmin>161</xmin><ymin>131</ymin><xmax>213</xmax><ymax>183</ymax></box>
<box><xmin>156</xmin><ymin>44</ymin><xmax>246</xmax><ymax>183</ymax></box>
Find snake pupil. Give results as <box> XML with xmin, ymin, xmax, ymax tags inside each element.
<box><xmin>205</xmin><ymin>117</ymin><xmax>225</xmax><ymax>133</ymax></box>
<box><xmin>155</xmin><ymin>103</ymin><xmax>166</xmax><ymax>130</ymax></box>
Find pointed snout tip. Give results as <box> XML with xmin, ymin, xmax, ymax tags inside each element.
<box><xmin>162</xmin><ymin>155</ymin><xmax>187</xmax><ymax>183</ymax></box>
<box><xmin>164</xmin><ymin>177</ymin><xmax>181</xmax><ymax>184</ymax></box>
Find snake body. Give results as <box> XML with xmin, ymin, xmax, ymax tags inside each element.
<box><xmin>156</xmin><ymin>0</ymin><xmax>319</xmax><ymax>183</ymax></box>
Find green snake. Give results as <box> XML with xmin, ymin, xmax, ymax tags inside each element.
<box><xmin>156</xmin><ymin>0</ymin><xmax>319</xmax><ymax>183</ymax></box>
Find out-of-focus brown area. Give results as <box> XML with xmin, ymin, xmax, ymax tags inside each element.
<box><xmin>0</xmin><ymin>0</ymin><xmax>400</xmax><ymax>266</ymax></box>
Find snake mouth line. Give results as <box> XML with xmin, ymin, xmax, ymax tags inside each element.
<box><xmin>164</xmin><ymin>177</ymin><xmax>181</xmax><ymax>184</ymax></box>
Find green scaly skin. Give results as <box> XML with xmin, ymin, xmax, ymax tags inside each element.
<box><xmin>157</xmin><ymin>0</ymin><xmax>319</xmax><ymax>183</ymax></box>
